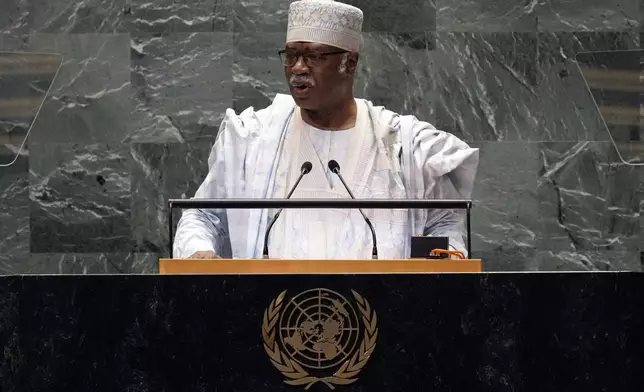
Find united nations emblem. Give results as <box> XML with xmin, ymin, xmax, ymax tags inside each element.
<box><xmin>262</xmin><ymin>288</ymin><xmax>378</xmax><ymax>390</ymax></box>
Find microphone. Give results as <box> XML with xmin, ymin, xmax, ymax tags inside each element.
<box><xmin>328</xmin><ymin>160</ymin><xmax>378</xmax><ymax>259</ymax></box>
<box><xmin>262</xmin><ymin>161</ymin><xmax>313</xmax><ymax>258</ymax></box>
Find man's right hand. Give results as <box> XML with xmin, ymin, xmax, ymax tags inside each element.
<box><xmin>188</xmin><ymin>250</ymin><xmax>220</xmax><ymax>259</ymax></box>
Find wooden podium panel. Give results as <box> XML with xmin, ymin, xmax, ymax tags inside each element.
<box><xmin>159</xmin><ymin>258</ymin><xmax>482</xmax><ymax>274</ymax></box>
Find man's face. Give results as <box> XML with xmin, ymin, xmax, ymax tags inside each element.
<box><xmin>282</xmin><ymin>42</ymin><xmax>355</xmax><ymax>110</ymax></box>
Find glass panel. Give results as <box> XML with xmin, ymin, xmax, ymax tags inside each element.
<box><xmin>575</xmin><ymin>49</ymin><xmax>643</xmax><ymax>165</ymax></box>
<box><xmin>0</xmin><ymin>51</ymin><xmax>63</xmax><ymax>167</ymax></box>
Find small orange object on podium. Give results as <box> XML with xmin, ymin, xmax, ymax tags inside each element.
<box><xmin>158</xmin><ymin>258</ymin><xmax>482</xmax><ymax>274</ymax></box>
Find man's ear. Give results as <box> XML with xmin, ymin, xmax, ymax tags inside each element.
<box><xmin>346</xmin><ymin>52</ymin><xmax>359</xmax><ymax>75</ymax></box>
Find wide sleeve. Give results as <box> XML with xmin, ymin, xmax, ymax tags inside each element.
<box><xmin>172</xmin><ymin>107</ymin><xmax>257</xmax><ymax>258</ymax></box>
<box><xmin>409</xmin><ymin>118</ymin><xmax>479</xmax><ymax>255</ymax></box>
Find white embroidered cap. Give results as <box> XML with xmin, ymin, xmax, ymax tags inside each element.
<box><xmin>286</xmin><ymin>0</ymin><xmax>364</xmax><ymax>52</ymax></box>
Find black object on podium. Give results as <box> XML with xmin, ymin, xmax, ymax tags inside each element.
<box><xmin>410</xmin><ymin>235</ymin><xmax>450</xmax><ymax>258</ymax></box>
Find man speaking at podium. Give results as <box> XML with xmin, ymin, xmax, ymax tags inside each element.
<box><xmin>173</xmin><ymin>0</ymin><xmax>479</xmax><ymax>260</ymax></box>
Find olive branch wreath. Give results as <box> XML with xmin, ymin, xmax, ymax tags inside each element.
<box><xmin>262</xmin><ymin>290</ymin><xmax>378</xmax><ymax>390</ymax></box>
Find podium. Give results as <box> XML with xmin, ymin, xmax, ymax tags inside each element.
<box><xmin>158</xmin><ymin>258</ymin><xmax>483</xmax><ymax>274</ymax></box>
<box><xmin>0</xmin><ymin>267</ymin><xmax>640</xmax><ymax>391</ymax></box>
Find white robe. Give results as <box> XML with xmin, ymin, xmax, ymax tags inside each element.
<box><xmin>173</xmin><ymin>94</ymin><xmax>479</xmax><ymax>259</ymax></box>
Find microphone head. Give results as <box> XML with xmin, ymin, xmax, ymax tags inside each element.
<box><xmin>301</xmin><ymin>161</ymin><xmax>312</xmax><ymax>174</ymax></box>
<box><xmin>328</xmin><ymin>160</ymin><xmax>340</xmax><ymax>173</ymax></box>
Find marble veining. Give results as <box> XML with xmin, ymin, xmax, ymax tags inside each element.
<box><xmin>436</xmin><ymin>0</ymin><xmax>641</xmax><ymax>32</ymax></box>
<box><xmin>122</xmin><ymin>0</ymin><xmax>233</xmax><ymax>33</ymax></box>
<box><xmin>128</xmin><ymin>32</ymin><xmax>233</xmax><ymax>143</ymax></box>
<box><xmin>25</xmin><ymin>252</ymin><xmax>158</xmax><ymax>273</ymax></box>
<box><xmin>29</xmin><ymin>143</ymin><xmax>132</xmax><ymax>253</ymax></box>
<box><xmin>23</xmin><ymin>0</ymin><xmax>233</xmax><ymax>34</ymax></box>
<box><xmin>130</xmin><ymin>141</ymin><xmax>215</xmax><ymax>256</ymax></box>
<box><xmin>27</xmin><ymin>33</ymin><xmax>132</xmax><ymax>143</ymax></box>
<box><xmin>537</xmin><ymin>142</ymin><xmax>640</xmax><ymax>252</ymax></box>
<box><xmin>27</xmin><ymin>0</ymin><xmax>125</xmax><ymax>33</ymax></box>
<box><xmin>469</xmin><ymin>142</ymin><xmax>539</xmax><ymax>265</ymax></box>
<box><xmin>234</xmin><ymin>0</ymin><xmax>437</xmax><ymax>33</ymax></box>
<box><xmin>0</xmin><ymin>0</ymin><xmax>29</xmax><ymax>42</ymax></box>
<box><xmin>531</xmin><ymin>250</ymin><xmax>642</xmax><ymax>270</ymax></box>
<box><xmin>0</xmin><ymin>151</ymin><xmax>28</xmax><ymax>275</ymax></box>
<box><xmin>433</xmin><ymin>32</ymin><xmax>541</xmax><ymax>141</ymax></box>
<box><xmin>436</xmin><ymin>0</ymin><xmax>539</xmax><ymax>32</ymax></box>
<box><xmin>232</xmin><ymin>32</ymin><xmax>290</xmax><ymax>113</ymax></box>
<box><xmin>536</xmin><ymin>0</ymin><xmax>639</xmax><ymax>32</ymax></box>
<box><xmin>356</xmin><ymin>32</ymin><xmax>436</xmax><ymax>122</ymax></box>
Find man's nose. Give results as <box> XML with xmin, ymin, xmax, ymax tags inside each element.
<box><xmin>290</xmin><ymin>55</ymin><xmax>310</xmax><ymax>74</ymax></box>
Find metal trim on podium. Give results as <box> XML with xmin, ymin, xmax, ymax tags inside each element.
<box><xmin>167</xmin><ymin>198</ymin><xmax>473</xmax><ymax>258</ymax></box>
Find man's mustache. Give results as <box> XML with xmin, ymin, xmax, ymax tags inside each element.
<box><xmin>289</xmin><ymin>75</ymin><xmax>316</xmax><ymax>87</ymax></box>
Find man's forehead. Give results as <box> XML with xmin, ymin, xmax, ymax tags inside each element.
<box><xmin>285</xmin><ymin>42</ymin><xmax>340</xmax><ymax>52</ymax></box>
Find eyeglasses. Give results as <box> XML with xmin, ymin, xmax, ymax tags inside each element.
<box><xmin>278</xmin><ymin>49</ymin><xmax>347</xmax><ymax>67</ymax></box>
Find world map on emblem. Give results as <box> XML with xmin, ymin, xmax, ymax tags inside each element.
<box><xmin>278</xmin><ymin>288</ymin><xmax>361</xmax><ymax>369</ymax></box>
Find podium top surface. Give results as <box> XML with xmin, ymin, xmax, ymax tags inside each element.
<box><xmin>159</xmin><ymin>258</ymin><xmax>482</xmax><ymax>274</ymax></box>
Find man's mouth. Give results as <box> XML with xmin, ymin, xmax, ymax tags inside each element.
<box><xmin>289</xmin><ymin>76</ymin><xmax>315</xmax><ymax>96</ymax></box>
<box><xmin>291</xmin><ymin>84</ymin><xmax>312</xmax><ymax>95</ymax></box>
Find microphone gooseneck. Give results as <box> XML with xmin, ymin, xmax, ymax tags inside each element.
<box><xmin>327</xmin><ymin>160</ymin><xmax>379</xmax><ymax>259</ymax></box>
<box><xmin>262</xmin><ymin>161</ymin><xmax>312</xmax><ymax>259</ymax></box>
